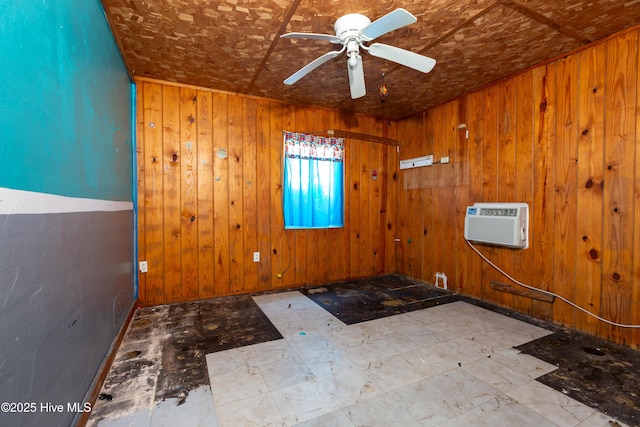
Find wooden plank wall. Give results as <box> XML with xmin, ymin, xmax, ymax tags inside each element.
<box><xmin>395</xmin><ymin>28</ymin><xmax>640</xmax><ymax>349</ymax></box>
<box><xmin>136</xmin><ymin>79</ymin><xmax>397</xmax><ymax>305</ymax></box>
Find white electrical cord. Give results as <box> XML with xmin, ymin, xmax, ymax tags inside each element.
<box><xmin>466</xmin><ymin>240</ymin><xmax>640</xmax><ymax>328</ymax></box>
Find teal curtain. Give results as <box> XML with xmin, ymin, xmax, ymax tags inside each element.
<box><xmin>283</xmin><ymin>132</ymin><xmax>344</xmax><ymax>229</ymax></box>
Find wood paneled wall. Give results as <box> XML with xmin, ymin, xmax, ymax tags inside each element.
<box><xmin>395</xmin><ymin>28</ymin><xmax>640</xmax><ymax>349</ymax></box>
<box><xmin>135</xmin><ymin>27</ymin><xmax>639</xmax><ymax>349</ymax></box>
<box><xmin>136</xmin><ymin>79</ymin><xmax>398</xmax><ymax>305</ymax></box>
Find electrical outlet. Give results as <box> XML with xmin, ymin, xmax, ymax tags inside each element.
<box><xmin>440</xmin><ymin>156</ymin><xmax>450</xmax><ymax>164</ymax></box>
<box><xmin>139</xmin><ymin>261</ymin><xmax>148</xmax><ymax>273</ymax></box>
<box><xmin>253</xmin><ymin>252</ymin><xmax>260</xmax><ymax>262</ymax></box>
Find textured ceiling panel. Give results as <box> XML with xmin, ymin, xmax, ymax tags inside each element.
<box><xmin>318</xmin><ymin>3</ymin><xmax>586</xmax><ymax>119</ymax></box>
<box><xmin>509</xmin><ymin>0</ymin><xmax>640</xmax><ymax>41</ymax></box>
<box><xmin>101</xmin><ymin>0</ymin><xmax>640</xmax><ymax>120</ymax></box>
<box><xmin>103</xmin><ymin>0</ymin><xmax>289</xmax><ymax>92</ymax></box>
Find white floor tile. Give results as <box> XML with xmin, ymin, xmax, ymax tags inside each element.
<box><xmin>248</xmin><ymin>338</ymin><xmax>297</xmax><ymax>366</ymax></box>
<box><xmin>478</xmin><ymin>322</ymin><xmax>554</xmax><ymax>348</ymax></box>
<box><xmin>437</xmin><ymin>394</ymin><xmax>561</xmax><ymax>427</ymax></box>
<box><xmin>214</xmin><ymin>393</ymin><xmax>283</xmax><ymax>427</ymax></box>
<box><xmin>299</xmin><ymin>347</ymin><xmax>356</xmax><ymax>377</ymax></box>
<box><xmin>205</xmin><ymin>347</ymin><xmax>257</xmax><ymax>376</ymax></box>
<box><xmin>490</xmin><ymin>348</ymin><xmax>558</xmax><ymax>379</ymax></box>
<box><xmin>362</xmin><ymin>353</ymin><xmax>424</xmax><ymax>391</ymax></box>
<box><xmin>396</xmin><ymin>377</ymin><xmax>469</xmax><ymax>425</ymax></box>
<box><xmin>507</xmin><ymin>381</ymin><xmax>597</xmax><ymax>426</ymax></box>
<box><xmin>270</xmin><ymin>379</ymin><xmax>340</xmax><ymax>426</ymax></box>
<box><xmin>259</xmin><ymin>355</ymin><xmax>316</xmax><ymax>391</ymax></box>
<box><xmin>343</xmin><ymin>389</ymin><xmax>423</xmax><ymax>427</ymax></box>
<box><xmin>93</xmin><ymin>409</ymin><xmax>152</xmax><ymax>427</ymax></box>
<box><xmin>209</xmin><ymin>365</ymin><xmax>269</xmax><ymax>406</ymax></box>
<box><xmin>292</xmin><ymin>409</ymin><xmax>355</xmax><ymax>427</ymax></box>
<box><xmin>315</xmin><ymin>366</ymin><xmax>382</xmax><ymax>407</ymax></box>
<box><xmin>93</xmin><ymin>294</ymin><xmax>630</xmax><ymax>427</ymax></box>
<box><xmin>427</xmin><ymin>335</ymin><xmax>487</xmax><ymax>365</ymax></box>
<box><xmin>397</xmin><ymin>369</ymin><xmax>501</xmax><ymax>425</ymax></box>
<box><xmin>321</xmin><ymin>325</ymin><xmax>368</xmax><ymax>349</ymax></box>
<box><xmin>340</xmin><ymin>339</ymin><xmax>399</xmax><ymax>367</ymax></box>
<box><xmin>150</xmin><ymin>385</ymin><xmax>218</xmax><ymax>427</ymax></box>
<box><xmin>461</xmin><ymin>357</ymin><xmax>535</xmax><ymax>392</ymax></box>
<box><xmin>398</xmin><ymin>346</ymin><xmax>457</xmax><ymax>378</ymax></box>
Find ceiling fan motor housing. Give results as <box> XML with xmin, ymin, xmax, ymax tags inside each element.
<box><xmin>334</xmin><ymin>14</ymin><xmax>371</xmax><ymax>40</ymax></box>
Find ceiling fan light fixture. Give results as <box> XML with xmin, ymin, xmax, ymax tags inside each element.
<box><xmin>281</xmin><ymin>8</ymin><xmax>435</xmax><ymax>99</ymax></box>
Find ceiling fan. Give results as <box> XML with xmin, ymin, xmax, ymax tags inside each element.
<box><xmin>281</xmin><ymin>8</ymin><xmax>436</xmax><ymax>99</ymax></box>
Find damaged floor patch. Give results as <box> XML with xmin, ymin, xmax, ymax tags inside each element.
<box><xmin>87</xmin><ymin>295</ymin><xmax>281</xmax><ymax>426</ymax></box>
<box><xmin>300</xmin><ymin>274</ymin><xmax>456</xmax><ymax>324</ymax></box>
<box><xmin>517</xmin><ymin>328</ymin><xmax>640</xmax><ymax>426</ymax></box>
<box><xmin>88</xmin><ymin>275</ymin><xmax>638</xmax><ymax>426</ymax></box>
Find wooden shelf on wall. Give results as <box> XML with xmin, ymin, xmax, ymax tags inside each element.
<box><xmin>490</xmin><ymin>280</ymin><xmax>555</xmax><ymax>303</ymax></box>
<box><xmin>311</xmin><ymin>129</ymin><xmax>398</xmax><ymax>146</ymax></box>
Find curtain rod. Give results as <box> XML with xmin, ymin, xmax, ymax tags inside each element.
<box><xmin>310</xmin><ymin>129</ymin><xmax>398</xmax><ymax>146</ymax></box>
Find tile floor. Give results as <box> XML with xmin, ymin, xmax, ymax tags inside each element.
<box><xmin>89</xmin><ymin>290</ymin><xmax>630</xmax><ymax>427</ymax></box>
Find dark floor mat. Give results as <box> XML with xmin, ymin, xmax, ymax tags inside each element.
<box><xmin>301</xmin><ymin>274</ymin><xmax>457</xmax><ymax>324</ymax></box>
<box><xmin>155</xmin><ymin>295</ymin><xmax>282</xmax><ymax>401</ymax></box>
<box><xmin>516</xmin><ymin>328</ymin><xmax>640</xmax><ymax>426</ymax></box>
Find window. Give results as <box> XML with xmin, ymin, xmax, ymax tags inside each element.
<box><xmin>283</xmin><ymin>131</ymin><xmax>344</xmax><ymax>229</ymax></box>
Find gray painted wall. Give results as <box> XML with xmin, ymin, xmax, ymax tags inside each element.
<box><xmin>0</xmin><ymin>1</ymin><xmax>135</xmax><ymax>425</ymax></box>
<box><xmin>0</xmin><ymin>211</ymin><xmax>134</xmax><ymax>426</ymax></box>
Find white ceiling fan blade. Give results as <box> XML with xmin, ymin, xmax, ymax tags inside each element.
<box><xmin>347</xmin><ymin>56</ymin><xmax>366</xmax><ymax>99</ymax></box>
<box><xmin>359</xmin><ymin>8</ymin><xmax>417</xmax><ymax>41</ymax></box>
<box><xmin>368</xmin><ymin>43</ymin><xmax>436</xmax><ymax>73</ymax></box>
<box><xmin>283</xmin><ymin>51</ymin><xmax>341</xmax><ymax>85</ymax></box>
<box><xmin>281</xmin><ymin>32</ymin><xmax>342</xmax><ymax>44</ymax></box>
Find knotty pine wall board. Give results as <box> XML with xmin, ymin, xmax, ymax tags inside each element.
<box><xmin>575</xmin><ymin>42</ymin><xmax>606</xmax><ymax>335</ymax></box>
<box><xmin>395</xmin><ymin>29</ymin><xmax>640</xmax><ymax>349</ymax></box>
<box><xmin>135</xmin><ymin>27</ymin><xmax>640</xmax><ymax>350</ymax></box>
<box><xmin>600</xmin><ymin>31</ymin><xmax>637</xmax><ymax>344</ymax></box>
<box><xmin>530</xmin><ymin>63</ymin><xmax>556</xmax><ymax>323</ymax></box>
<box><xmin>512</xmin><ymin>71</ymin><xmax>536</xmax><ymax>315</ymax></box>
<box><xmin>136</xmin><ymin>79</ymin><xmax>395</xmax><ymax>305</ymax></box>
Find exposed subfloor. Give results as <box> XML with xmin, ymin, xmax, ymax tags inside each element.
<box><xmin>88</xmin><ymin>274</ymin><xmax>638</xmax><ymax>426</ymax></box>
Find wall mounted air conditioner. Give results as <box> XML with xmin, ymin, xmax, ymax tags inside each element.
<box><xmin>464</xmin><ymin>203</ymin><xmax>529</xmax><ymax>249</ymax></box>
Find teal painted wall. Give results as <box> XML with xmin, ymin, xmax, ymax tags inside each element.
<box><xmin>0</xmin><ymin>1</ymin><xmax>135</xmax><ymax>425</ymax></box>
<box><xmin>0</xmin><ymin>0</ymin><xmax>132</xmax><ymax>201</ymax></box>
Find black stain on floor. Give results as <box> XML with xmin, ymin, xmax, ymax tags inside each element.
<box><xmin>301</xmin><ymin>275</ymin><xmax>639</xmax><ymax>426</ymax></box>
<box><xmin>517</xmin><ymin>328</ymin><xmax>640</xmax><ymax>427</ymax></box>
<box><xmin>93</xmin><ymin>293</ymin><xmax>283</xmax><ymax>419</ymax></box>
<box><xmin>155</xmin><ymin>295</ymin><xmax>283</xmax><ymax>402</ymax></box>
<box><xmin>300</xmin><ymin>274</ymin><xmax>457</xmax><ymax>324</ymax></box>
<box><xmin>95</xmin><ymin>274</ymin><xmax>639</xmax><ymax>426</ymax></box>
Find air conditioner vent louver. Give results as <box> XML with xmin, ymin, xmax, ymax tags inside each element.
<box><xmin>464</xmin><ymin>203</ymin><xmax>528</xmax><ymax>249</ymax></box>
